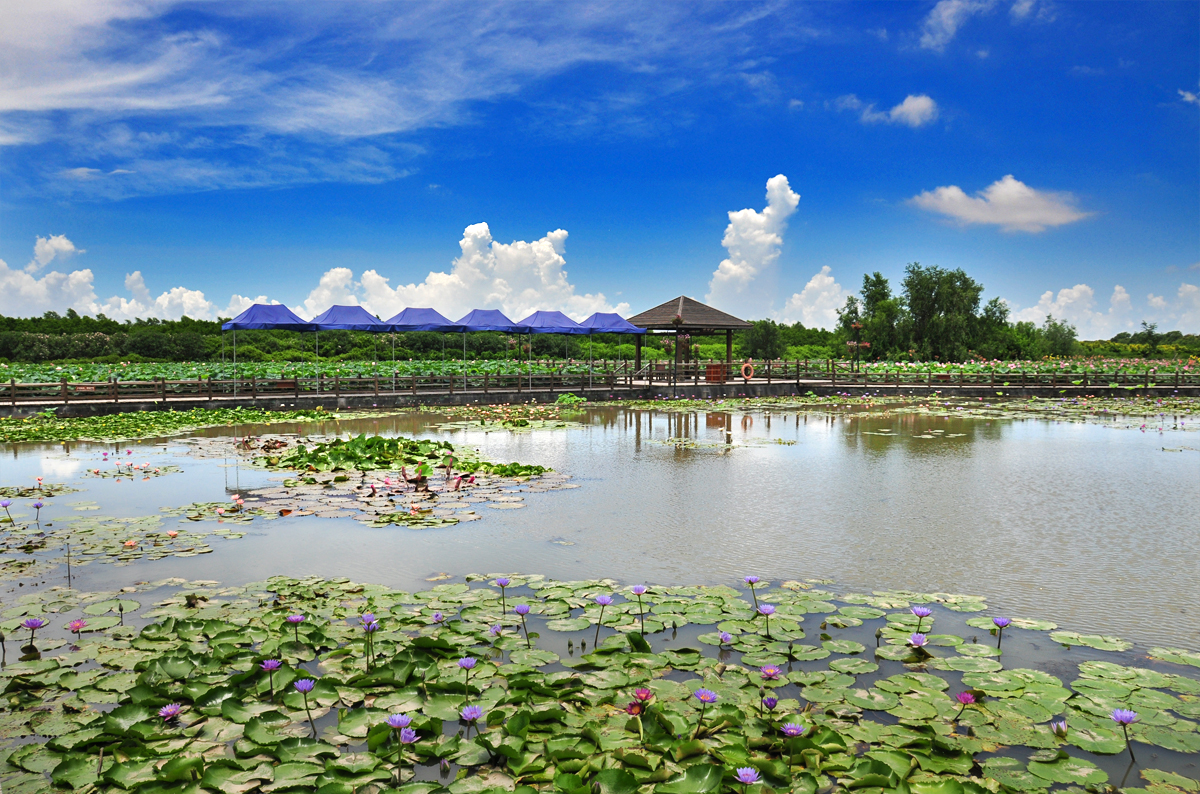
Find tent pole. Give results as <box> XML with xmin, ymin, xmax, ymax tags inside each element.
<box><xmin>463</xmin><ymin>331</ymin><xmax>467</xmax><ymax>392</ymax></box>
<box><xmin>391</xmin><ymin>333</ymin><xmax>395</xmax><ymax>393</ymax></box>
<box><xmin>233</xmin><ymin>330</ymin><xmax>237</xmax><ymax>398</ymax></box>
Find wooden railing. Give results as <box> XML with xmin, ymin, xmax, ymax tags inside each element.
<box><xmin>3</xmin><ymin>361</ymin><xmax>1196</xmax><ymax>405</ymax></box>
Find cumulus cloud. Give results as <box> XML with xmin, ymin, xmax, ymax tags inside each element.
<box><xmin>1010</xmin><ymin>281</ymin><xmax>1200</xmax><ymax>336</ymax></box>
<box><xmin>1180</xmin><ymin>89</ymin><xmax>1199</xmax><ymax>106</ymax></box>
<box><xmin>919</xmin><ymin>0</ymin><xmax>996</xmax><ymax>51</ymax></box>
<box><xmin>0</xmin><ymin>235</ymin><xmax>266</xmax><ymax>321</ymax></box>
<box><xmin>706</xmin><ymin>175</ymin><xmax>800</xmax><ymax>319</ymax></box>
<box><xmin>292</xmin><ymin>223</ymin><xmax>625</xmax><ymax>321</ymax></box>
<box><xmin>909</xmin><ymin>174</ymin><xmax>1091</xmax><ymax>232</ymax></box>
<box><xmin>778</xmin><ymin>266</ymin><xmax>851</xmax><ymax>330</ymax></box>
<box><xmin>0</xmin><ymin>225</ymin><xmax>623</xmax><ymax>323</ymax></box>
<box><xmin>842</xmin><ymin>94</ymin><xmax>939</xmax><ymax>127</ymax></box>
<box><xmin>26</xmin><ymin>233</ymin><xmax>83</xmax><ymax>274</ymax></box>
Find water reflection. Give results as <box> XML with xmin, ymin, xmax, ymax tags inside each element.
<box><xmin>2</xmin><ymin>405</ymin><xmax>1197</xmax><ymax>649</ymax></box>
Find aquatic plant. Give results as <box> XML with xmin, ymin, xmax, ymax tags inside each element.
<box><xmin>994</xmin><ymin>616</ymin><xmax>1011</xmax><ymax>647</ymax></box>
<box><xmin>285</xmin><ymin>613</ymin><xmax>305</xmax><ymax>643</ymax></box>
<box><xmin>954</xmin><ymin>691</ymin><xmax>976</xmax><ymax>719</ymax></box>
<box><xmin>693</xmin><ymin>688</ymin><xmax>717</xmax><ymax>739</ymax></box>
<box><xmin>157</xmin><ymin>703</ymin><xmax>182</xmax><ymax>722</ymax></box>
<box><xmin>744</xmin><ymin>575</ymin><xmax>761</xmax><ymax>609</ymax></box>
<box><xmin>593</xmin><ymin>593</ymin><xmax>613</xmax><ymax>646</ymax></box>
<box><xmin>1112</xmin><ymin>708</ymin><xmax>1139</xmax><ymax>760</ymax></box>
<box><xmin>295</xmin><ymin>678</ymin><xmax>317</xmax><ymax>736</ymax></box>
<box><xmin>20</xmin><ymin>617</ymin><xmax>46</xmax><ymax>645</ymax></box>
<box><xmin>514</xmin><ymin>603</ymin><xmax>532</xmax><ymax>648</ymax></box>
<box><xmin>911</xmin><ymin>604</ymin><xmax>932</xmax><ymax>633</ymax></box>
<box><xmin>631</xmin><ymin>584</ymin><xmax>648</xmax><ymax>634</ymax></box>
<box><xmin>260</xmin><ymin>658</ymin><xmax>281</xmax><ymax>699</ymax></box>
<box><xmin>458</xmin><ymin>656</ymin><xmax>476</xmax><ymax>702</ymax></box>
<box><xmin>735</xmin><ymin>767</ymin><xmax>761</xmax><ymax>790</ymax></box>
<box><xmin>0</xmin><ymin>500</ymin><xmax>12</xmax><ymax>524</ymax></box>
<box><xmin>758</xmin><ymin>603</ymin><xmax>775</xmax><ymax>639</ymax></box>
<box><xmin>67</xmin><ymin>619</ymin><xmax>86</xmax><ymax>639</ymax></box>
<box><xmin>460</xmin><ymin>705</ymin><xmax>484</xmax><ymax>739</ymax></box>
<box><xmin>493</xmin><ymin>577</ymin><xmax>510</xmax><ymax>615</ymax></box>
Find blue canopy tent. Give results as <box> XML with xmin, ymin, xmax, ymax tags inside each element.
<box><xmin>221</xmin><ymin>304</ymin><xmax>318</xmax><ymax>393</ymax></box>
<box><xmin>454</xmin><ymin>309</ymin><xmax>527</xmax><ymax>389</ymax></box>
<box><xmin>311</xmin><ymin>305</ymin><xmax>388</xmax><ymax>384</ymax></box>
<box><xmin>518</xmin><ymin>310</ymin><xmax>587</xmax><ymax>387</ymax></box>
<box><xmin>579</xmin><ymin>313</ymin><xmax>647</xmax><ymax>387</ymax></box>
<box><xmin>385</xmin><ymin>308</ymin><xmax>466</xmax><ymax>388</ymax></box>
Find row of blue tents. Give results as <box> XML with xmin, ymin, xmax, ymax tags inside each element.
<box><xmin>221</xmin><ymin>304</ymin><xmax>646</xmax><ymax>335</ymax></box>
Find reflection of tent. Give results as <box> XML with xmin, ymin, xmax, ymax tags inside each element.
<box><xmin>222</xmin><ymin>304</ymin><xmax>316</xmax><ymax>331</ymax></box>
<box><xmin>517</xmin><ymin>310</ymin><xmax>588</xmax><ymax>335</ymax></box>
<box><xmin>385</xmin><ymin>308</ymin><xmax>463</xmax><ymax>332</ymax></box>
<box><xmin>311</xmin><ymin>305</ymin><xmax>386</xmax><ymax>331</ymax></box>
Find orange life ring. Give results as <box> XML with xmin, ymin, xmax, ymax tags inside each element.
<box><xmin>741</xmin><ymin>363</ymin><xmax>755</xmax><ymax>380</ymax></box>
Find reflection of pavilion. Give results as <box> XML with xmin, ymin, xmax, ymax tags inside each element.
<box><xmin>627</xmin><ymin>296</ymin><xmax>751</xmax><ymax>384</ymax></box>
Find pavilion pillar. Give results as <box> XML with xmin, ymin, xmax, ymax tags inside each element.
<box><xmin>635</xmin><ymin>334</ymin><xmax>642</xmax><ymax>376</ymax></box>
<box><xmin>725</xmin><ymin>329</ymin><xmax>733</xmax><ymax>380</ymax></box>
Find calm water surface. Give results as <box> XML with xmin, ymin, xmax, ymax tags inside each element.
<box><xmin>3</xmin><ymin>405</ymin><xmax>1197</xmax><ymax>649</ymax></box>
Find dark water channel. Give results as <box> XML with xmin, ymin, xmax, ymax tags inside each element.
<box><xmin>2</xmin><ymin>404</ymin><xmax>1198</xmax><ymax>650</ymax></box>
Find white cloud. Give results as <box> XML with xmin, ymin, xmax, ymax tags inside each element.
<box><xmin>778</xmin><ymin>266</ymin><xmax>851</xmax><ymax>330</ymax></box>
<box><xmin>1010</xmin><ymin>284</ymin><xmax>1132</xmax><ymax>337</ymax></box>
<box><xmin>919</xmin><ymin>0</ymin><xmax>996</xmax><ymax>51</ymax></box>
<box><xmin>909</xmin><ymin>174</ymin><xmax>1091</xmax><ymax>232</ymax></box>
<box><xmin>296</xmin><ymin>223</ymin><xmax>626</xmax><ymax>321</ymax></box>
<box><xmin>1009</xmin><ymin>0</ymin><xmax>1036</xmax><ymax>18</ymax></box>
<box><xmin>835</xmin><ymin>94</ymin><xmax>939</xmax><ymax>127</ymax></box>
<box><xmin>1011</xmin><ymin>281</ymin><xmax>1200</xmax><ymax>336</ymax></box>
<box><xmin>1180</xmin><ymin>89</ymin><xmax>1199</xmax><ymax>106</ymax></box>
<box><xmin>26</xmin><ymin>233</ymin><xmax>83</xmax><ymax>274</ymax></box>
<box><xmin>1010</xmin><ymin>0</ymin><xmax>1056</xmax><ymax>23</ymax></box>
<box><xmin>705</xmin><ymin>175</ymin><xmax>800</xmax><ymax>319</ymax></box>
<box><xmin>0</xmin><ymin>226</ymin><xmax>624</xmax><ymax>323</ymax></box>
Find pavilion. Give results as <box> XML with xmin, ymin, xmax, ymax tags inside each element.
<box><xmin>626</xmin><ymin>296</ymin><xmax>751</xmax><ymax>378</ymax></box>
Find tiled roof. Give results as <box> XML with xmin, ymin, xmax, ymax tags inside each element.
<box><xmin>627</xmin><ymin>296</ymin><xmax>752</xmax><ymax>330</ymax></box>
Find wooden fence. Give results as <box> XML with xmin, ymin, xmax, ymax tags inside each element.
<box><xmin>4</xmin><ymin>360</ymin><xmax>1197</xmax><ymax>405</ymax></box>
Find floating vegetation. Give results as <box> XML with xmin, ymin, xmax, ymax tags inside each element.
<box><xmin>262</xmin><ymin>433</ymin><xmax>549</xmax><ymax>479</ymax></box>
<box><xmin>83</xmin><ymin>464</ymin><xmax>182</xmax><ymax>480</ymax></box>
<box><xmin>428</xmin><ymin>402</ymin><xmax>586</xmax><ymax>433</ymax></box>
<box><xmin>0</xmin><ymin>483</ymin><xmax>80</xmax><ymax>499</ymax></box>
<box><xmin>0</xmin><ymin>407</ymin><xmax>351</xmax><ymax>444</ymax></box>
<box><xmin>1</xmin><ymin>512</ymin><xmax>235</xmax><ymax>566</ymax></box>
<box><xmin>0</xmin><ymin>574</ymin><xmax>1197</xmax><ymax>794</ymax></box>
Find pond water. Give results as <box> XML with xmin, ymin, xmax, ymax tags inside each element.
<box><xmin>3</xmin><ymin>403</ymin><xmax>1197</xmax><ymax>651</ymax></box>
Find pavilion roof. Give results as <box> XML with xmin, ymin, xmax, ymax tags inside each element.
<box><xmin>626</xmin><ymin>296</ymin><xmax>751</xmax><ymax>331</ymax></box>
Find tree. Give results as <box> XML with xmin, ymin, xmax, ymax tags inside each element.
<box><xmin>900</xmin><ymin>262</ymin><xmax>985</xmax><ymax>361</ymax></box>
<box><xmin>743</xmin><ymin>320</ymin><xmax>785</xmax><ymax>360</ymax></box>
<box><xmin>1040</xmin><ymin>315</ymin><xmax>1079</xmax><ymax>357</ymax></box>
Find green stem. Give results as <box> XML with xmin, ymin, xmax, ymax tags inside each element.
<box><xmin>1123</xmin><ymin>725</ymin><xmax>1135</xmax><ymax>762</ymax></box>
<box><xmin>520</xmin><ymin>615</ymin><xmax>531</xmax><ymax>649</ymax></box>
<box><xmin>693</xmin><ymin>703</ymin><xmax>707</xmax><ymax>740</ymax></box>
<box><xmin>749</xmin><ymin>583</ymin><xmax>758</xmax><ymax>610</ymax></box>
<box><xmin>594</xmin><ymin>605</ymin><xmax>606</xmax><ymax>648</ymax></box>
<box><xmin>637</xmin><ymin>595</ymin><xmax>645</xmax><ymax>635</ymax></box>
<box><xmin>302</xmin><ymin>692</ymin><xmax>316</xmax><ymax>737</ymax></box>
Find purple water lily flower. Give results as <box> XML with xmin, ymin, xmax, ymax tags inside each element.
<box><xmin>757</xmin><ymin>603</ymin><xmax>775</xmax><ymax>638</ymax></box>
<box><xmin>1051</xmin><ymin>719</ymin><xmax>1068</xmax><ymax>738</ymax></box>
<box><xmin>1112</xmin><ymin>709</ymin><xmax>1139</xmax><ymax>760</ymax></box>
<box><xmin>22</xmin><ymin>617</ymin><xmax>47</xmax><ymax>643</ymax></box>
<box><xmin>68</xmin><ymin>619</ymin><xmax>87</xmax><ymax>637</ymax></box>
<box><xmin>762</xmin><ymin>697</ymin><xmax>778</xmax><ymax>711</ymax></box>
<box><xmin>261</xmin><ymin>659</ymin><xmax>281</xmax><ymax>671</ymax></box>
<box><xmin>513</xmin><ymin>604</ymin><xmax>530</xmax><ymax>615</ymax></box>
<box><xmin>782</xmin><ymin>723</ymin><xmax>807</xmax><ymax>737</ymax></box>
<box><xmin>494</xmin><ymin>578</ymin><xmax>510</xmax><ymax>614</ymax></box>
<box><xmin>458</xmin><ymin>657</ymin><xmax>476</xmax><ymax>669</ymax></box>
<box><xmin>294</xmin><ymin>678</ymin><xmax>315</xmax><ymax>693</ymax></box>
<box><xmin>744</xmin><ymin>576</ymin><xmax>761</xmax><ymax>609</ymax></box>
<box><xmin>954</xmin><ymin>691</ymin><xmax>975</xmax><ymax>719</ymax></box>
<box><xmin>911</xmin><ymin>605</ymin><xmax>932</xmax><ymax>632</ymax></box>
<box><xmin>735</xmin><ymin>768</ymin><xmax>760</xmax><ymax>785</ymax></box>
<box><xmin>720</xmin><ymin>631</ymin><xmax>733</xmax><ymax>645</ymax></box>
<box><xmin>594</xmin><ymin>595</ymin><xmax>613</xmax><ymax>645</ymax></box>
<box><xmin>489</xmin><ymin>624</ymin><xmax>503</xmax><ymax>637</ymax></box>
<box><xmin>595</xmin><ymin>594</ymin><xmax>613</xmax><ymax>606</ymax></box>
<box><xmin>0</xmin><ymin>500</ymin><xmax>12</xmax><ymax>523</ymax></box>
<box><xmin>461</xmin><ymin>705</ymin><xmax>483</xmax><ymax>722</ymax></box>
<box><xmin>760</xmin><ymin>665</ymin><xmax>782</xmax><ymax>681</ymax></box>
<box><xmin>993</xmin><ymin>616</ymin><xmax>1011</xmax><ymax>647</ymax></box>
<box><xmin>694</xmin><ymin>689</ymin><xmax>718</xmax><ymax>704</ymax></box>
<box><xmin>513</xmin><ymin>604</ymin><xmax>532</xmax><ymax>648</ymax></box>
<box><xmin>631</xmin><ymin>585</ymin><xmax>647</xmax><ymax>595</ymax></box>
<box><xmin>399</xmin><ymin>727</ymin><xmax>418</xmax><ymax>744</ymax></box>
<box><xmin>432</xmin><ymin>612</ymin><xmax>445</xmax><ymax>623</ymax></box>
<box><xmin>159</xmin><ymin>703</ymin><xmax>182</xmax><ymax>721</ymax></box>
<box><xmin>744</xmin><ymin>576</ymin><xmax>760</xmax><ymax>584</ymax></box>
<box><xmin>387</xmin><ymin>713</ymin><xmax>412</xmax><ymax>729</ymax></box>
<box><xmin>910</xmin><ymin>632</ymin><xmax>928</xmax><ymax>648</ymax></box>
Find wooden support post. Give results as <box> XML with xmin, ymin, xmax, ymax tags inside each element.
<box><xmin>374</xmin><ymin>375</ymin><xmax>379</xmax><ymax>397</ymax></box>
<box><xmin>9</xmin><ymin>378</ymin><xmax>13</xmax><ymax>406</ymax></box>
<box><xmin>294</xmin><ymin>377</ymin><xmax>300</xmax><ymax>398</ymax></box>
<box><xmin>251</xmin><ymin>376</ymin><xmax>257</xmax><ymax>399</ymax></box>
<box><xmin>412</xmin><ymin>375</ymin><xmax>417</xmax><ymax>394</ymax></box>
<box><xmin>767</xmin><ymin>360</ymin><xmax>772</xmax><ymax>384</ymax></box>
<box><xmin>831</xmin><ymin>361</ymin><xmax>836</xmax><ymax>387</ymax></box>
<box><xmin>335</xmin><ymin>374</ymin><xmax>340</xmax><ymax>397</ymax></box>
<box><xmin>62</xmin><ymin>378</ymin><xmax>69</xmax><ymax>404</ymax></box>
<box><xmin>484</xmin><ymin>373</ymin><xmax>489</xmax><ymax>393</ymax></box>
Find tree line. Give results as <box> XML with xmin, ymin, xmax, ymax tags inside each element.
<box><xmin>1</xmin><ymin>264</ymin><xmax>1197</xmax><ymax>364</ymax></box>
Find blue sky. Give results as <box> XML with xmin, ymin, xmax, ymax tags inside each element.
<box><xmin>1</xmin><ymin>0</ymin><xmax>1197</xmax><ymax>337</ymax></box>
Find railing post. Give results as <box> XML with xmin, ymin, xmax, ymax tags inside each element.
<box><xmin>251</xmin><ymin>375</ymin><xmax>257</xmax><ymax>399</ymax></box>
<box><xmin>9</xmin><ymin>378</ymin><xmax>13</xmax><ymax>406</ymax></box>
<box><xmin>484</xmin><ymin>373</ymin><xmax>489</xmax><ymax>393</ymax></box>
<box><xmin>294</xmin><ymin>377</ymin><xmax>300</xmax><ymax>398</ymax></box>
<box><xmin>207</xmin><ymin>376</ymin><xmax>213</xmax><ymax>401</ymax></box>
<box><xmin>335</xmin><ymin>374</ymin><xmax>340</xmax><ymax>397</ymax></box>
<box><xmin>411</xmin><ymin>374</ymin><xmax>417</xmax><ymax>395</ymax></box>
<box><xmin>62</xmin><ymin>377</ymin><xmax>70</xmax><ymax>404</ymax></box>
<box><xmin>767</xmin><ymin>360</ymin><xmax>772</xmax><ymax>384</ymax></box>
<box><xmin>374</xmin><ymin>375</ymin><xmax>379</xmax><ymax>397</ymax></box>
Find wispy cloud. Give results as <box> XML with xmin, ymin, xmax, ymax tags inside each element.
<box><xmin>918</xmin><ymin>0</ymin><xmax>996</xmax><ymax>52</ymax></box>
<box><xmin>836</xmin><ymin>94</ymin><xmax>939</xmax><ymax>127</ymax></box>
<box><xmin>0</xmin><ymin>2</ymin><xmax>821</xmax><ymax>199</ymax></box>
